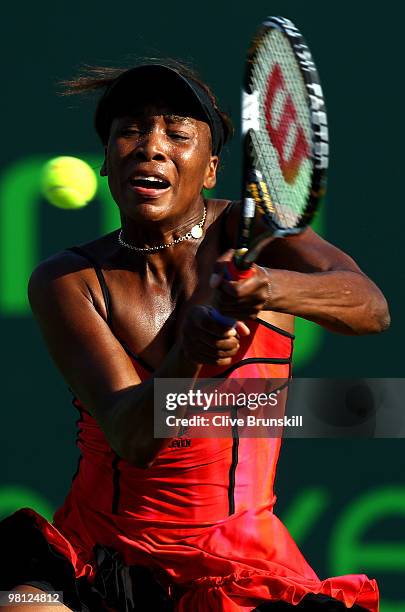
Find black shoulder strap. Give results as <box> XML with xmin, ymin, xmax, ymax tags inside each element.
<box><xmin>67</xmin><ymin>247</ymin><xmax>154</xmax><ymax>373</ymax></box>
<box><xmin>67</xmin><ymin>246</ymin><xmax>113</xmax><ymax>329</ymax></box>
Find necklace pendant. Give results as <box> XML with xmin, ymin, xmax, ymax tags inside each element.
<box><xmin>118</xmin><ymin>205</ymin><xmax>206</xmax><ymax>251</ymax></box>
<box><xmin>191</xmin><ymin>224</ymin><xmax>203</xmax><ymax>239</ymax></box>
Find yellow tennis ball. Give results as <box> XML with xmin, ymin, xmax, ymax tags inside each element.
<box><xmin>41</xmin><ymin>156</ymin><xmax>97</xmax><ymax>209</ymax></box>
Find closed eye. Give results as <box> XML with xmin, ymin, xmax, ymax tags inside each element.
<box><xmin>168</xmin><ymin>132</ymin><xmax>191</xmax><ymax>140</ymax></box>
<box><xmin>119</xmin><ymin>128</ymin><xmax>143</xmax><ymax>137</ymax></box>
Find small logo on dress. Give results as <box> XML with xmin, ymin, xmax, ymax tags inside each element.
<box><xmin>168</xmin><ymin>438</ymin><xmax>192</xmax><ymax>448</ymax></box>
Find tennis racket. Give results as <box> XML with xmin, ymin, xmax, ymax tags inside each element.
<box><xmin>213</xmin><ymin>15</ymin><xmax>329</xmax><ymax>326</ymax></box>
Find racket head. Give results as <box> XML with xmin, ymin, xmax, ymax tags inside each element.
<box><xmin>240</xmin><ymin>16</ymin><xmax>328</xmax><ymax>251</ymax></box>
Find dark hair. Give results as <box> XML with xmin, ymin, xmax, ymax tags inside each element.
<box><xmin>59</xmin><ymin>59</ymin><xmax>234</xmax><ymax>150</ymax></box>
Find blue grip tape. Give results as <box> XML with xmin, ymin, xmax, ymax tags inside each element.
<box><xmin>210</xmin><ymin>309</ymin><xmax>236</xmax><ymax>328</ymax></box>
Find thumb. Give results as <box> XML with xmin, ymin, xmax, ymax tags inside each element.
<box><xmin>234</xmin><ymin>321</ymin><xmax>251</xmax><ymax>336</ymax></box>
<box><xmin>210</xmin><ymin>249</ymin><xmax>235</xmax><ymax>288</ymax></box>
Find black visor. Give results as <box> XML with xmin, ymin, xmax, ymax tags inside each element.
<box><xmin>95</xmin><ymin>64</ymin><xmax>226</xmax><ymax>155</ymax></box>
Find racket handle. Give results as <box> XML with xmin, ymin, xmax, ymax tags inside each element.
<box><xmin>210</xmin><ymin>259</ymin><xmax>255</xmax><ymax>327</ymax></box>
<box><xmin>210</xmin><ymin>310</ymin><xmax>237</xmax><ymax>327</ymax></box>
<box><xmin>225</xmin><ymin>259</ymin><xmax>255</xmax><ymax>281</ymax></box>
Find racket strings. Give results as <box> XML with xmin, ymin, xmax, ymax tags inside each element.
<box><xmin>255</xmin><ymin>42</ymin><xmax>310</xmax><ymax>224</ymax></box>
<box><xmin>249</xmin><ymin>29</ymin><xmax>313</xmax><ymax>228</ymax></box>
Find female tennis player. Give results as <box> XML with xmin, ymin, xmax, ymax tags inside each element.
<box><xmin>0</xmin><ymin>61</ymin><xmax>389</xmax><ymax>611</ymax></box>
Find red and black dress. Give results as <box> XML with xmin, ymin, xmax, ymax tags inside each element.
<box><xmin>0</xmin><ymin>247</ymin><xmax>379</xmax><ymax>612</ymax></box>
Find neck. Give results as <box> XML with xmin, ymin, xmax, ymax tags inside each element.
<box><xmin>120</xmin><ymin>195</ymin><xmax>206</xmax><ymax>249</ymax></box>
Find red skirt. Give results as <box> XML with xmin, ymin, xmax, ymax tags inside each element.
<box><xmin>0</xmin><ymin>507</ymin><xmax>378</xmax><ymax>612</ymax></box>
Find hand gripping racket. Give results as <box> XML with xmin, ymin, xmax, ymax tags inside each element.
<box><xmin>212</xmin><ymin>15</ymin><xmax>329</xmax><ymax>327</ymax></box>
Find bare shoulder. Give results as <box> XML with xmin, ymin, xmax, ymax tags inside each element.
<box><xmin>207</xmin><ymin>198</ymin><xmax>240</xmax><ymax>248</ymax></box>
<box><xmin>30</xmin><ymin>231</ymin><xmax>118</xmax><ymax>277</ymax></box>
<box><xmin>28</xmin><ymin>249</ymin><xmax>89</xmax><ymax>302</ymax></box>
<box><xmin>206</xmin><ymin>198</ymin><xmax>234</xmax><ymax>221</ymax></box>
<box><xmin>28</xmin><ymin>231</ymin><xmax>119</xmax><ymax>317</ymax></box>
<box><xmin>26</xmin><ymin>232</ymin><xmax>142</xmax><ymax>420</ymax></box>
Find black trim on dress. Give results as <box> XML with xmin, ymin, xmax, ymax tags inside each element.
<box><xmin>256</xmin><ymin>316</ymin><xmax>295</xmax><ymax>339</ymax></box>
<box><xmin>70</xmin><ymin>396</ymin><xmax>84</xmax><ymax>483</ymax></box>
<box><xmin>116</xmin><ymin>338</ymin><xmax>154</xmax><ymax>373</ymax></box>
<box><xmin>68</xmin><ymin>246</ymin><xmax>114</xmax><ymax>328</ymax></box>
<box><xmin>213</xmin><ymin>357</ymin><xmax>291</xmax><ymax>379</ymax></box>
<box><xmin>228</xmin><ymin>406</ymin><xmax>239</xmax><ymax>516</ymax></box>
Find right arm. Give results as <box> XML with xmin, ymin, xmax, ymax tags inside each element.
<box><xmin>28</xmin><ymin>253</ymin><xmax>242</xmax><ymax>468</ymax></box>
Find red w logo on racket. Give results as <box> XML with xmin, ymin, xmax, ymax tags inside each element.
<box><xmin>264</xmin><ymin>63</ymin><xmax>310</xmax><ymax>184</ymax></box>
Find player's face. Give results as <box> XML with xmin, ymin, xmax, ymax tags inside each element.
<box><xmin>101</xmin><ymin>99</ymin><xmax>218</xmax><ymax>224</ymax></box>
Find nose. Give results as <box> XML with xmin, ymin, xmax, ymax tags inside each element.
<box><xmin>133</xmin><ymin>127</ymin><xmax>168</xmax><ymax>162</ymax></box>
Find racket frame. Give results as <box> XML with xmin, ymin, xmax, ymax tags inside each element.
<box><xmin>235</xmin><ymin>15</ymin><xmax>329</xmax><ymax>271</ymax></box>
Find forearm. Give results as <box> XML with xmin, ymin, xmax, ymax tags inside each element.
<box><xmin>264</xmin><ymin>268</ymin><xmax>390</xmax><ymax>335</ymax></box>
<box><xmin>108</xmin><ymin>344</ymin><xmax>201</xmax><ymax>468</ymax></box>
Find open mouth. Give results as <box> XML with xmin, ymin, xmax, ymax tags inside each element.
<box><xmin>129</xmin><ymin>176</ymin><xmax>171</xmax><ymax>194</ymax></box>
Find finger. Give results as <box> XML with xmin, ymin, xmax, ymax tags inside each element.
<box><xmin>215</xmin><ymin>336</ymin><xmax>242</xmax><ymax>351</ymax></box>
<box><xmin>214</xmin><ymin>305</ymin><xmax>264</xmax><ymax>320</ymax></box>
<box><xmin>215</xmin><ymin>249</ymin><xmax>235</xmax><ymax>265</ymax></box>
<box><xmin>210</xmin><ymin>250</ymin><xmax>236</xmax><ymax>286</ymax></box>
<box><xmin>184</xmin><ymin>341</ymin><xmax>237</xmax><ymax>365</ymax></box>
<box><xmin>212</xmin><ymin>294</ymin><xmax>265</xmax><ymax>315</ymax></box>
<box><xmin>194</xmin><ymin>333</ymin><xmax>240</xmax><ymax>355</ymax></box>
<box><xmin>183</xmin><ymin>342</ymin><xmax>220</xmax><ymax>364</ymax></box>
<box><xmin>220</xmin><ymin>276</ymin><xmax>265</xmax><ymax>298</ymax></box>
<box><xmin>214</xmin><ymin>293</ymin><xmax>266</xmax><ymax>311</ymax></box>
<box><xmin>234</xmin><ymin>321</ymin><xmax>251</xmax><ymax>336</ymax></box>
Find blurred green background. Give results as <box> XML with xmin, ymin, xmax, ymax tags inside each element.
<box><xmin>1</xmin><ymin>1</ymin><xmax>404</xmax><ymax>610</ymax></box>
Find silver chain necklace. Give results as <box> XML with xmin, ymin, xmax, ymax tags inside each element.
<box><xmin>118</xmin><ymin>205</ymin><xmax>207</xmax><ymax>252</ymax></box>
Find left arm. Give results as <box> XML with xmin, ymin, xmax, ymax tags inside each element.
<box><xmin>213</xmin><ymin>228</ymin><xmax>390</xmax><ymax>335</ymax></box>
<box><xmin>259</xmin><ymin>266</ymin><xmax>389</xmax><ymax>335</ymax></box>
